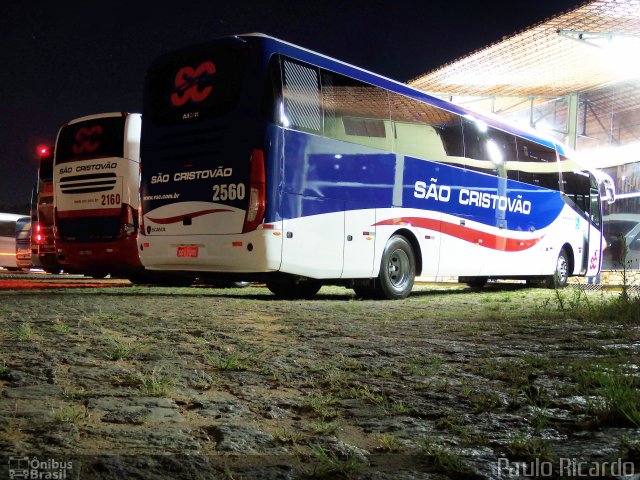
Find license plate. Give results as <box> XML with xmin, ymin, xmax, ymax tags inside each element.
<box><xmin>177</xmin><ymin>245</ymin><xmax>198</xmax><ymax>258</ymax></box>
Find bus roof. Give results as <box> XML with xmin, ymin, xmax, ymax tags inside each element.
<box><xmin>152</xmin><ymin>33</ymin><xmax>562</xmax><ymax>151</ymax></box>
<box><xmin>0</xmin><ymin>213</ymin><xmax>30</xmax><ymax>222</ymax></box>
<box><xmin>242</xmin><ymin>33</ymin><xmax>562</xmax><ymax>151</ymax></box>
<box><xmin>64</xmin><ymin>112</ymin><xmax>139</xmax><ymax>126</ymax></box>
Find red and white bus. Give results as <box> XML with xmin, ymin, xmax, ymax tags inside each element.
<box><xmin>53</xmin><ymin>112</ymin><xmax>143</xmax><ymax>278</ymax></box>
<box><xmin>31</xmin><ymin>146</ymin><xmax>61</xmax><ymax>273</ymax></box>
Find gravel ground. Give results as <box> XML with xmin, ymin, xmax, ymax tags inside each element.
<box><xmin>0</xmin><ymin>282</ymin><xmax>638</xmax><ymax>479</ymax></box>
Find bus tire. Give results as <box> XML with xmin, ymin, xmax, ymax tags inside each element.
<box><xmin>545</xmin><ymin>248</ymin><xmax>569</xmax><ymax>289</ymax></box>
<box><xmin>375</xmin><ymin>235</ymin><xmax>415</xmax><ymax>300</ymax></box>
<box><xmin>267</xmin><ymin>280</ymin><xmax>321</xmax><ymax>299</ymax></box>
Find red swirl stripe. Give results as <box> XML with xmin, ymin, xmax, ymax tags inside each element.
<box><xmin>147</xmin><ymin>208</ymin><xmax>232</xmax><ymax>224</ymax></box>
<box><xmin>374</xmin><ymin>216</ymin><xmax>544</xmax><ymax>252</ymax></box>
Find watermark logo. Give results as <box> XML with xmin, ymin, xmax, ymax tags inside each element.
<box><xmin>498</xmin><ymin>457</ymin><xmax>636</xmax><ymax>477</ymax></box>
<box><xmin>8</xmin><ymin>456</ymin><xmax>73</xmax><ymax>479</ymax></box>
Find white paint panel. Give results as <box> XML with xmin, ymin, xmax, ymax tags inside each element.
<box><xmin>280</xmin><ymin>210</ymin><xmax>344</xmax><ymax>278</ymax></box>
<box><xmin>144</xmin><ymin>201</ymin><xmax>245</xmax><ymax>235</ymax></box>
<box><xmin>342</xmin><ymin>208</ymin><xmax>375</xmax><ymax>278</ymax></box>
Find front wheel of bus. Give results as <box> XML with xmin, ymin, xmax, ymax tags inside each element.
<box><xmin>267</xmin><ymin>280</ymin><xmax>321</xmax><ymax>299</ymax></box>
<box><xmin>376</xmin><ymin>235</ymin><xmax>416</xmax><ymax>300</ymax></box>
<box><xmin>545</xmin><ymin>249</ymin><xmax>569</xmax><ymax>289</ymax></box>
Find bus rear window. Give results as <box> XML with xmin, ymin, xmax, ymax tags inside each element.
<box><xmin>146</xmin><ymin>42</ymin><xmax>249</xmax><ymax>125</ymax></box>
<box><xmin>16</xmin><ymin>218</ymin><xmax>31</xmax><ymax>240</ymax></box>
<box><xmin>56</xmin><ymin>117</ymin><xmax>125</xmax><ymax>164</ymax></box>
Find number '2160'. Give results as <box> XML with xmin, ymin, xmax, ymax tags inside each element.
<box><xmin>101</xmin><ymin>193</ymin><xmax>121</xmax><ymax>205</ymax></box>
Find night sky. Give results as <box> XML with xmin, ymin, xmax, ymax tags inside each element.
<box><xmin>0</xmin><ymin>0</ymin><xmax>582</xmax><ymax>209</ymax></box>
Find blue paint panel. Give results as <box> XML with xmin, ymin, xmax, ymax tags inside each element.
<box><xmin>277</xmin><ymin>127</ymin><xmax>565</xmax><ymax>232</ymax></box>
<box><xmin>281</xmin><ymin>130</ymin><xmax>395</xmax><ymax>207</ymax></box>
<box><xmin>279</xmin><ymin>192</ymin><xmax>344</xmax><ymax>221</ymax></box>
<box><xmin>401</xmin><ymin>156</ymin><xmax>565</xmax><ymax>231</ymax></box>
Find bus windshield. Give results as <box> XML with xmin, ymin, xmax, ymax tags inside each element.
<box><xmin>146</xmin><ymin>40</ymin><xmax>250</xmax><ymax>126</ymax></box>
<box><xmin>56</xmin><ymin>117</ymin><xmax>125</xmax><ymax>163</ymax></box>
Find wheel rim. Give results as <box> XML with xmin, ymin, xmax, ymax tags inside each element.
<box><xmin>556</xmin><ymin>255</ymin><xmax>568</xmax><ymax>283</ymax></box>
<box><xmin>387</xmin><ymin>248</ymin><xmax>411</xmax><ymax>290</ymax></box>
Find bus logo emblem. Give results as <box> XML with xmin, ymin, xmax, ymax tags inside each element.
<box><xmin>170</xmin><ymin>61</ymin><xmax>216</xmax><ymax>107</ymax></box>
<box><xmin>72</xmin><ymin>125</ymin><xmax>103</xmax><ymax>154</ymax></box>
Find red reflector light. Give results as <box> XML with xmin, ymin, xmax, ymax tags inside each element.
<box><xmin>232</xmin><ymin>241</ymin><xmax>243</xmax><ymax>247</ymax></box>
<box><xmin>262</xmin><ymin>224</ymin><xmax>275</xmax><ymax>230</ymax></box>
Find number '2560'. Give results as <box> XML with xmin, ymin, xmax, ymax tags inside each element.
<box><xmin>213</xmin><ymin>183</ymin><xmax>245</xmax><ymax>201</ymax></box>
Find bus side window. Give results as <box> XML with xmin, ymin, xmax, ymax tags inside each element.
<box><xmin>281</xmin><ymin>58</ymin><xmax>323</xmax><ymax>134</ymax></box>
<box><xmin>561</xmin><ymin>170</ymin><xmax>591</xmax><ymax>219</ymax></box>
<box><xmin>0</xmin><ymin>221</ymin><xmax>14</xmax><ymax>237</ymax></box>
<box><xmin>462</xmin><ymin>119</ymin><xmax>515</xmax><ymax>177</ymax></box>
<box><xmin>321</xmin><ymin>70</ymin><xmax>392</xmax><ymax>152</ymax></box>
<box><xmin>264</xmin><ymin>55</ymin><xmax>283</xmax><ymax>125</ymax></box>
<box><xmin>513</xmin><ymin>138</ymin><xmax>560</xmax><ymax>190</ymax></box>
<box><xmin>389</xmin><ymin>93</ymin><xmax>463</xmax><ymax>166</ymax></box>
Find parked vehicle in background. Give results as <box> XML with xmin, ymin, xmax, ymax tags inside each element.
<box><xmin>602</xmin><ymin>213</ymin><xmax>640</xmax><ymax>270</ymax></box>
<box><xmin>138</xmin><ymin>33</ymin><xmax>608</xmax><ymax>299</ymax></box>
<box><xmin>32</xmin><ymin>146</ymin><xmax>61</xmax><ymax>273</ymax></box>
<box><xmin>0</xmin><ymin>213</ymin><xmax>30</xmax><ymax>271</ymax></box>
<box><xmin>15</xmin><ymin>216</ymin><xmax>32</xmax><ymax>270</ymax></box>
<box><xmin>53</xmin><ymin>112</ymin><xmax>144</xmax><ymax>279</ymax></box>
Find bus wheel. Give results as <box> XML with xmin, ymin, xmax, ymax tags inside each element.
<box><xmin>375</xmin><ymin>235</ymin><xmax>415</xmax><ymax>300</ymax></box>
<box><xmin>545</xmin><ymin>249</ymin><xmax>569</xmax><ymax>289</ymax></box>
<box><xmin>267</xmin><ymin>280</ymin><xmax>321</xmax><ymax>299</ymax></box>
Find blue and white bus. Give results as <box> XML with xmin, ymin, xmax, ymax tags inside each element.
<box><xmin>138</xmin><ymin>33</ymin><xmax>605</xmax><ymax>299</ymax></box>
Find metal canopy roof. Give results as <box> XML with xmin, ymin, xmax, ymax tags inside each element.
<box><xmin>409</xmin><ymin>0</ymin><xmax>640</xmax><ymax>98</ymax></box>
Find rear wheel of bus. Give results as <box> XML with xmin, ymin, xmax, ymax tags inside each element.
<box><xmin>375</xmin><ymin>235</ymin><xmax>416</xmax><ymax>300</ymax></box>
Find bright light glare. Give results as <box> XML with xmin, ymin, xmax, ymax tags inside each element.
<box><xmin>465</xmin><ymin>115</ymin><xmax>487</xmax><ymax>132</ymax></box>
<box><xmin>577</xmin><ymin>141</ymin><xmax>640</xmax><ymax>169</ymax></box>
<box><xmin>279</xmin><ymin>102</ymin><xmax>290</xmax><ymax>128</ymax></box>
<box><xmin>602</xmin><ymin>35</ymin><xmax>640</xmax><ymax>80</ymax></box>
<box><xmin>486</xmin><ymin>140</ymin><xmax>503</xmax><ymax>164</ymax></box>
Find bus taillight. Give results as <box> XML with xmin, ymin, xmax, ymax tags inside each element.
<box><xmin>242</xmin><ymin>148</ymin><xmax>266</xmax><ymax>233</ymax></box>
<box><xmin>117</xmin><ymin>205</ymin><xmax>137</xmax><ymax>239</ymax></box>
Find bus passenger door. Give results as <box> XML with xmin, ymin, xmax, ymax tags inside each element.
<box><xmin>342</xmin><ymin>204</ymin><xmax>376</xmax><ymax>278</ymax></box>
<box><xmin>586</xmin><ymin>183</ymin><xmax>603</xmax><ymax>276</ymax></box>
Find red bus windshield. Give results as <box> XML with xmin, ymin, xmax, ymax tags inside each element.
<box><xmin>56</xmin><ymin>117</ymin><xmax>125</xmax><ymax>164</ymax></box>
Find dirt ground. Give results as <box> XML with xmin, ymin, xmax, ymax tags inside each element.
<box><xmin>0</xmin><ymin>282</ymin><xmax>638</xmax><ymax>479</ymax></box>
